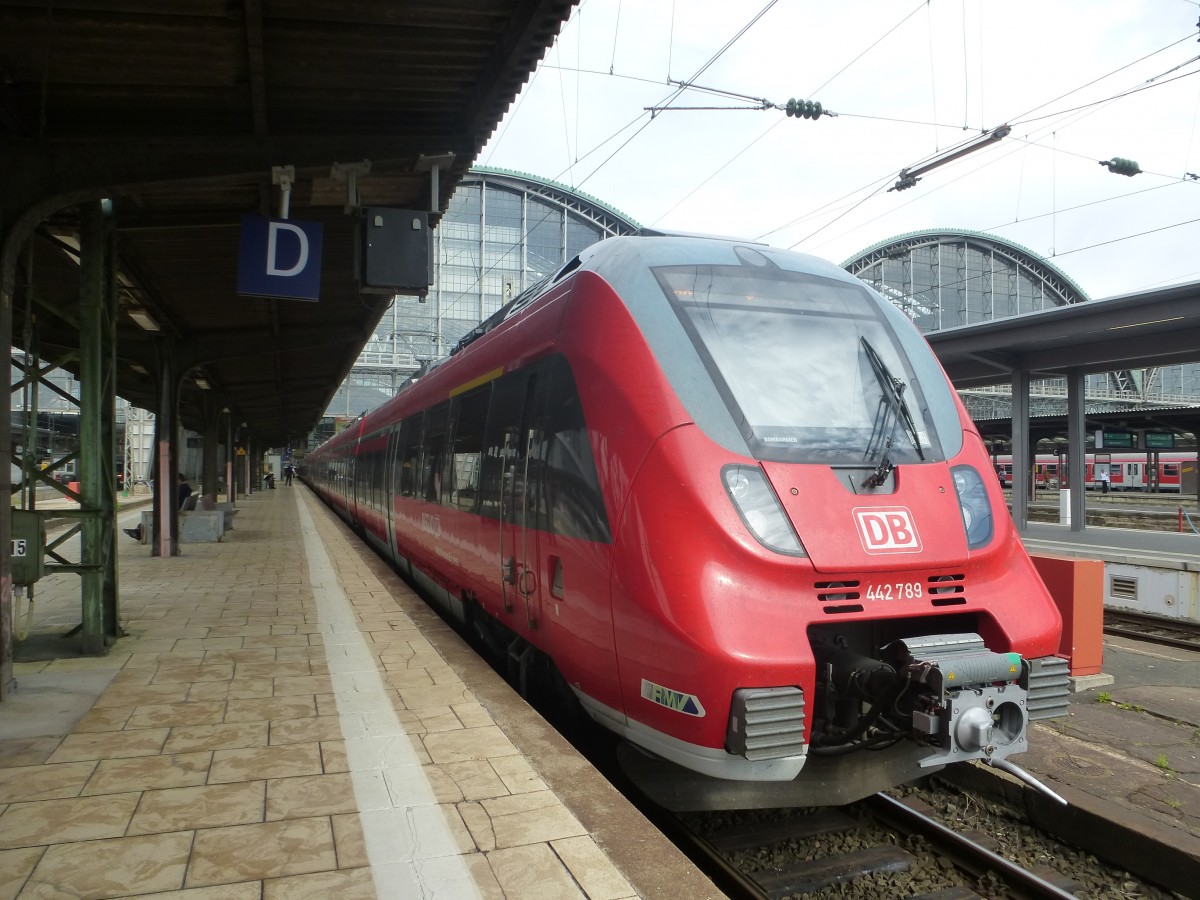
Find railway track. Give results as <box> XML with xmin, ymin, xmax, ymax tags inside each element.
<box><xmin>673</xmin><ymin>791</ymin><xmax>1087</xmax><ymax>899</ymax></box>
<box><xmin>1023</xmin><ymin>505</ymin><xmax>1198</xmax><ymax>532</ymax></box>
<box><xmin>663</xmin><ymin>773</ymin><xmax>1193</xmax><ymax>899</ymax></box>
<box><xmin>1104</xmin><ymin>610</ymin><xmax>1200</xmax><ymax>651</ymax></box>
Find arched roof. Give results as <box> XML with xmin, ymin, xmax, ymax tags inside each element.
<box><xmin>843</xmin><ymin>228</ymin><xmax>1090</xmax><ymax>307</ymax></box>
<box><xmin>470</xmin><ymin>166</ymin><xmax>642</xmax><ymax>233</ymax></box>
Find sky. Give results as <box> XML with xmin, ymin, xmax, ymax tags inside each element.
<box><xmin>478</xmin><ymin>0</ymin><xmax>1200</xmax><ymax>300</ymax></box>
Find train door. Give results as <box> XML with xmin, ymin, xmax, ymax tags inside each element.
<box><xmin>383</xmin><ymin>425</ymin><xmax>399</xmax><ymax>563</ymax></box>
<box><xmin>494</xmin><ymin>370</ymin><xmax>546</xmax><ymax>630</ymax></box>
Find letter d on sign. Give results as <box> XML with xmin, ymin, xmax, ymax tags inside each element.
<box><xmin>237</xmin><ymin>214</ymin><xmax>323</xmax><ymax>301</ymax></box>
<box><xmin>266</xmin><ymin>222</ymin><xmax>309</xmax><ymax>277</ymax></box>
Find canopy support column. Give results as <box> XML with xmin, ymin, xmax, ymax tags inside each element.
<box><xmin>78</xmin><ymin>202</ymin><xmax>121</xmax><ymax>653</ymax></box>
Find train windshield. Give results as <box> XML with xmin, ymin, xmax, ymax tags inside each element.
<box><xmin>656</xmin><ymin>265</ymin><xmax>948</xmax><ymax>465</ymax></box>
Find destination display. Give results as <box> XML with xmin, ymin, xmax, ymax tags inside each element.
<box><xmin>1144</xmin><ymin>432</ymin><xmax>1175</xmax><ymax>450</ymax></box>
<box><xmin>1098</xmin><ymin>430</ymin><xmax>1136</xmax><ymax>449</ymax></box>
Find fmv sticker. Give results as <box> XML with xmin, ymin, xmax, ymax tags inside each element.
<box><xmin>641</xmin><ymin>679</ymin><xmax>706</xmax><ymax>717</ymax></box>
<box><xmin>853</xmin><ymin>507</ymin><xmax>922</xmax><ymax>554</ymax></box>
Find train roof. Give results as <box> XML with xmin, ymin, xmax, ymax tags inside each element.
<box><xmin>311</xmin><ymin>234</ymin><xmax>887</xmax><ymax>456</ymax></box>
<box><xmin>449</xmin><ymin>234</ymin><xmax>869</xmax><ymax>357</ymax></box>
<box><xmin>581</xmin><ymin>233</ymin><xmax>859</xmax><ymax>282</ymax></box>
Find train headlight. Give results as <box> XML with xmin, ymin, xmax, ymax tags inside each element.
<box><xmin>951</xmin><ymin>464</ymin><xmax>993</xmax><ymax>549</ymax></box>
<box><xmin>723</xmin><ymin>465</ymin><xmax>806</xmax><ymax>556</ymax></box>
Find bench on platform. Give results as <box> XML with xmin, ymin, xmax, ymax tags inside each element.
<box><xmin>207</xmin><ymin>500</ymin><xmax>238</xmax><ymax>531</ymax></box>
<box><xmin>136</xmin><ymin>508</ymin><xmax>227</xmax><ymax>543</ymax></box>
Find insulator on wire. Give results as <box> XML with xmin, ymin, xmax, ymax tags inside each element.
<box><xmin>784</xmin><ymin>98</ymin><xmax>824</xmax><ymax>120</ymax></box>
<box><xmin>1099</xmin><ymin>157</ymin><xmax>1141</xmax><ymax>177</ymax></box>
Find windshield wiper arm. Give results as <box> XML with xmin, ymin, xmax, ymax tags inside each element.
<box><xmin>860</xmin><ymin>338</ymin><xmax>925</xmax><ymax>488</ymax></box>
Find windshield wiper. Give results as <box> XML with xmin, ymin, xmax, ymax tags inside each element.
<box><xmin>860</xmin><ymin>337</ymin><xmax>925</xmax><ymax>488</ymax></box>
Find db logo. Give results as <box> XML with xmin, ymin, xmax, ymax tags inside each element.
<box><xmin>853</xmin><ymin>507</ymin><xmax>922</xmax><ymax>554</ymax></box>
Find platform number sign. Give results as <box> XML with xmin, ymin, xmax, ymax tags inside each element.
<box><xmin>11</xmin><ymin>538</ymin><xmax>26</xmax><ymax>558</ymax></box>
<box><xmin>237</xmin><ymin>214</ymin><xmax>324</xmax><ymax>302</ymax></box>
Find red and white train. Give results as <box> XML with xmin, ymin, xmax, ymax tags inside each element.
<box><xmin>994</xmin><ymin>453</ymin><xmax>1193</xmax><ymax>492</ymax></box>
<box><xmin>307</xmin><ymin>235</ymin><xmax>1068</xmax><ymax>809</ymax></box>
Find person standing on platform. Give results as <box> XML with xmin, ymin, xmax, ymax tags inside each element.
<box><xmin>1098</xmin><ymin>466</ymin><xmax>1110</xmax><ymax>494</ymax></box>
<box><xmin>284</xmin><ymin>464</ymin><xmax>294</xmax><ymax>486</ymax></box>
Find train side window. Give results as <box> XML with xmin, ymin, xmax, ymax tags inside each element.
<box><xmin>371</xmin><ymin>443</ymin><xmax>386</xmax><ymax>511</ymax></box>
<box><xmin>396</xmin><ymin>417</ymin><xmax>420</xmax><ymax>499</ymax></box>
<box><xmin>449</xmin><ymin>386</ymin><xmax>490</xmax><ymax>513</ymax></box>
<box><xmin>480</xmin><ymin>372</ymin><xmax>530</xmax><ymax>521</ymax></box>
<box><xmin>1164</xmin><ymin>463</ymin><xmax>1180</xmax><ymax>476</ymax></box>
<box><xmin>385</xmin><ymin>427</ymin><xmax>399</xmax><ymax>506</ymax></box>
<box><xmin>354</xmin><ymin>450</ymin><xmax>368</xmax><ymax>504</ymax></box>
<box><xmin>541</xmin><ymin>356</ymin><xmax>611</xmax><ymax>543</ymax></box>
<box><xmin>421</xmin><ymin>402</ymin><xmax>449</xmax><ymax>503</ymax></box>
<box><xmin>359</xmin><ymin>449</ymin><xmax>371</xmax><ymax>509</ymax></box>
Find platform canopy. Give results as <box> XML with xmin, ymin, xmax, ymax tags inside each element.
<box><xmin>0</xmin><ymin>0</ymin><xmax>574</xmax><ymax>445</ymax></box>
<box><xmin>925</xmin><ymin>279</ymin><xmax>1200</xmax><ymax>389</ymax></box>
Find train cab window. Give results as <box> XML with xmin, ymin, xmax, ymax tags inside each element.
<box><xmin>654</xmin><ymin>265</ymin><xmax>953</xmax><ymax>466</ymax></box>
<box><xmin>420</xmin><ymin>403</ymin><xmax>449</xmax><ymax>503</ymax></box>
<box><xmin>449</xmin><ymin>387</ymin><xmax>490</xmax><ymax>512</ymax></box>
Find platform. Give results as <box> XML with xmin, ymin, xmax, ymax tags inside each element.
<box><xmin>0</xmin><ymin>486</ymin><xmax>720</xmax><ymax>899</ymax></box>
<box><xmin>2</xmin><ymin>491</ymin><xmax>1197</xmax><ymax>898</ymax></box>
<box><xmin>1021</xmin><ymin>520</ymin><xmax>1200</xmax><ymax>571</ymax></box>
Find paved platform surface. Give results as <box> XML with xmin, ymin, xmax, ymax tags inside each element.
<box><xmin>0</xmin><ymin>486</ymin><xmax>719</xmax><ymax>899</ymax></box>
<box><xmin>1031</xmin><ymin>635</ymin><xmax>1200</xmax><ymax>842</ymax></box>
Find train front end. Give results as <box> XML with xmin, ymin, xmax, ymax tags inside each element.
<box><xmin>581</xmin><ymin>237</ymin><xmax>1070</xmax><ymax>809</ymax></box>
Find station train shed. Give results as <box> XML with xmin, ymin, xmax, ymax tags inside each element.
<box><xmin>0</xmin><ymin>2</ymin><xmax>1197</xmax><ymax>704</ymax></box>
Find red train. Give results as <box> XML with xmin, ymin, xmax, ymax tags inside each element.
<box><xmin>307</xmin><ymin>235</ymin><xmax>1068</xmax><ymax>810</ymax></box>
<box><xmin>994</xmin><ymin>452</ymin><xmax>1192</xmax><ymax>492</ymax></box>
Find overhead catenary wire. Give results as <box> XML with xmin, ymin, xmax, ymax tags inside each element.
<box><xmin>798</xmin><ymin>110</ymin><xmax>1199</xmax><ymax>261</ymax></box>
<box><xmin>555</xmin><ymin>41</ymin><xmax>575</xmax><ymax>187</ymax></box>
<box><xmin>650</xmin><ymin>0</ymin><xmax>926</xmax><ymax>229</ymax></box>
<box><xmin>490</xmin><ymin>3</ymin><xmax>1200</xmax><ymax>298</ymax></box>
<box><xmin>561</xmin><ymin>0</ymin><xmax>783</xmax><ymax>189</ymax></box>
<box><xmin>455</xmin><ymin>4</ymin><xmax>787</xmax><ymax>319</ymax></box>
<box><xmin>609</xmin><ymin>0</ymin><xmax>622</xmax><ymax>74</ymax></box>
<box><xmin>652</xmin><ymin>12</ymin><xmax>1197</xmax><ymax>254</ymax></box>
<box><xmin>1008</xmin><ymin>30</ymin><xmax>1196</xmax><ymax>125</ymax></box>
<box><xmin>775</xmin><ymin>37</ymin><xmax>1200</xmax><ymax>252</ymax></box>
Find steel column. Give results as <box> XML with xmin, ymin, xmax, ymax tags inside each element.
<box><xmin>101</xmin><ymin>219</ymin><xmax>121</xmax><ymax>635</ymax></box>
<box><xmin>1010</xmin><ymin>369</ymin><xmax>1031</xmax><ymax>532</ymax></box>
<box><xmin>201</xmin><ymin>395</ymin><xmax>219</xmax><ymax>506</ymax></box>
<box><xmin>1066</xmin><ymin>371</ymin><xmax>1087</xmax><ymax>532</ymax></box>
<box><xmin>0</xmin><ymin>206</ymin><xmax>12</xmax><ymax>698</ymax></box>
<box><xmin>78</xmin><ymin>202</ymin><xmax>120</xmax><ymax>652</ymax></box>
<box><xmin>153</xmin><ymin>340</ymin><xmax>180</xmax><ymax>557</ymax></box>
<box><xmin>226</xmin><ymin>413</ymin><xmax>236</xmax><ymax>503</ymax></box>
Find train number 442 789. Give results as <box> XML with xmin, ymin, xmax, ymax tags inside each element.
<box><xmin>865</xmin><ymin>582</ymin><xmax>923</xmax><ymax>601</ymax></box>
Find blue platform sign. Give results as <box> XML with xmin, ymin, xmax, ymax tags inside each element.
<box><xmin>237</xmin><ymin>214</ymin><xmax>323</xmax><ymax>301</ymax></box>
